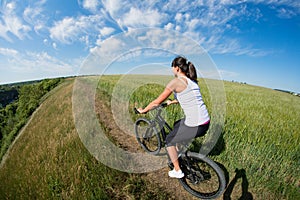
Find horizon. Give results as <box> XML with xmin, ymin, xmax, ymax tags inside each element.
<box><xmin>1</xmin><ymin>74</ymin><xmax>299</xmax><ymax>95</ymax></box>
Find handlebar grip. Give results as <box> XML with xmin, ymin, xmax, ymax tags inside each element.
<box><xmin>161</xmin><ymin>102</ymin><xmax>168</xmax><ymax>107</ymax></box>
<box><xmin>134</xmin><ymin>107</ymin><xmax>140</xmax><ymax>114</ymax></box>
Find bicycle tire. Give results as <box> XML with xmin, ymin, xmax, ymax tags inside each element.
<box><xmin>178</xmin><ymin>152</ymin><xmax>226</xmax><ymax>199</ymax></box>
<box><xmin>134</xmin><ymin>118</ymin><xmax>161</xmax><ymax>155</ymax></box>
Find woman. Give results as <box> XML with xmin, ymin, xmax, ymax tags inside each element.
<box><xmin>137</xmin><ymin>56</ymin><xmax>210</xmax><ymax>178</ymax></box>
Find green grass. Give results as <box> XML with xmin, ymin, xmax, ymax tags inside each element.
<box><xmin>0</xmin><ymin>75</ymin><xmax>299</xmax><ymax>199</ymax></box>
<box><xmin>0</xmin><ymin>78</ymin><xmax>171</xmax><ymax>199</ymax></box>
<box><xmin>220</xmin><ymin>82</ymin><xmax>300</xmax><ymax>198</ymax></box>
<box><xmin>96</xmin><ymin>75</ymin><xmax>300</xmax><ymax>199</ymax></box>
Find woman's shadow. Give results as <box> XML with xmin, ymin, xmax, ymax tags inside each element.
<box><xmin>223</xmin><ymin>168</ymin><xmax>253</xmax><ymax>200</ymax></box>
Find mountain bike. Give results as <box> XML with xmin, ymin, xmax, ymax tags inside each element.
<box><xmin>134</xmin><ymin>103</ymin><xmax>226</xmax><ymax>199</ymax></box>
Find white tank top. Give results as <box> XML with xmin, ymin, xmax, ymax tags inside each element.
<box><xmin>174</xmin><ymin>76</ymin><xmax>210</xmax><ymax>127</ymax></box>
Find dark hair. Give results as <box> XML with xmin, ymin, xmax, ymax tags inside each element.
<box><xmin>171</xmin><ymin>56</ymin><xmax>198</xmax><ymax>83</ymax></box>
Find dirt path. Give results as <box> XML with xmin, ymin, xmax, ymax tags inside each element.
<box><xmin>95</xmin><ymin>100</ymin><xmax>223</xmax><ymax>200</ymax></box>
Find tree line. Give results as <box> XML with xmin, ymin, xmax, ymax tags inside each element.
<box><xmin>0</xmin><ymin>78</ymin><xmax>63</xmax><ymax>160</ymax></box>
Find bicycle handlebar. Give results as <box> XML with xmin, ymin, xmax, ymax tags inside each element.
<box><xmin>134</xmin><ymin>102</ymin><xmax>168</xmax><ymax>114</ymax></box>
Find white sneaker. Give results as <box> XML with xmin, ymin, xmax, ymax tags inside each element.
<box><xmin>168</xmin><ymin>169</ymin><xmax>184</xmax><ymax>178</ymax></box>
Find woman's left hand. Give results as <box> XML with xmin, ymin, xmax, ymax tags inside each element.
<box><xmin>137</xmin><ymin>108</ymin><xmax>145</xmax><ymax>114</ymax></box>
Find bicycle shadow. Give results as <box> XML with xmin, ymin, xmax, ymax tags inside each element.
<box><xmin>223</xmin><ymin>168</ymin><xmax>253</xmax><ymax>200</ymax></box>
<box><xmin>190</xmin><ymin>127</ymin><xmax>253</xmax><ymax>200</ymax></box>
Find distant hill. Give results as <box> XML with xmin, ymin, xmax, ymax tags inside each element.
<box><xmin>274</xmin><ymin>89</ymin><xmax>300</xmax><ymax>97</ymax></box>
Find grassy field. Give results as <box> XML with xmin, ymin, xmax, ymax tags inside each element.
<box><xmin>0</xmin><ymin>79</ymin><xmax>172</xmax><ymax>199</ymax></box>
<box><xmin>96</xmin><ymin>75</ymin><xmax>300</xmax><ymax>199</ymax></box>
<box><xmin>220</xmin><ymin>81</ymin><xmax>299</xmax><ymax>199</ymax></box>
<box><xmin>0</xmin><ymin>75</ymin><xmax>299</xmax><ymax>199</ymax></box>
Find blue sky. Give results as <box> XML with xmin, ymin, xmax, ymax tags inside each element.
<box><xmin>0</xmin><ymin>0</ymin><xmax>299</xmax><ymax>93</ymax></box>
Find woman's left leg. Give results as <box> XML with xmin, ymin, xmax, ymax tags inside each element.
<box><xmin>167</xmin><ymin>145</ymin><xmax>180</xmax><ymax>171</ymax></box>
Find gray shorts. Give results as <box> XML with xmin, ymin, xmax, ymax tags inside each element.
<box><xmin>166</xmin><ymin>119</ymin><xmax>210</xmax><ymax>147</ymax></box>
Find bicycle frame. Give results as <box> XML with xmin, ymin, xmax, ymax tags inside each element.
<box><xmin>151</xmin><ymin>107</ymin><xmax>173</xmax><ymax>144</ymax></box>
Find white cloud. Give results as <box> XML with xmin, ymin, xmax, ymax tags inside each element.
<box><xmin>0</xmin><ymin>1</ymin><xmax>31</xmax><ymax>42</ymax></box>
<box><xmin>6</xmin><ymin>2</ymin><xmax>16</xmax><ymax>12</ymax></box>
<box><xmin>23</xmin><ymin>1</ymin><xmax>48</xmax><ymax>35</ymax></box>
<box><xmin>25</xmin><ymin>51</ymin><xmax>72</xmax><ymax>72</ymax></box>
<box><xmin>122</xmin><ymin>7</ymin><xmax>164</xmax><ymax>27</ymax></box>
<box><xmin>164</xmin><ymin>23</ymin><xmax>174</xmax><ymax>30</ymax></box>
<box><xmin>253</xmin><ymin>0</ymin><xmax>300</xmax><ymax>14</ymax></box>
<box><xmin>0</xmin><ymin>24</ymin><xmax>12</xmax><ymax>42</ymax></box>
<box><xmin>100</xmin><ymin>0</ymin><xmax>166</xmax><ymax>29</ymax></box>
<box><xmin>161</xmin><ymin>0</ymin><xmax>190</xmax><ymax>13</ymax></box>
<box><xmin>185</xmin><ymin>18</ymin><xmax>199</xmax><ymax>31</ymax></box>
<box><xmin>175</xmin><ymin>25</ymin><xmax>181</xmax><ymax>32</ymax></box>
<box><xmin>23</xmin><ymin>6</ymin><xmax>41</xmax><ymax>24</ymax></box>
<box><xmin>101</xmin><ymin>0</ymin><xmax>124</xmax><ymax>17</ymax></box>
<box><xmin>49</xmin><ymin>15</ymin><xmax>103</xmax><ymax>44</ymax></box>
<box><xmin>276</xmin><ymin>7</ymin><xmax>297</xmax><ymax>18</ymax></box>
<box><xmin>91</xmin><ymin>36</ymin><xmax>126</xmax><ymax>57</ymax></box>
<box><xmin>82</xmin><ymin>0</ymin><xmax>99</xmax><ymax>12</ymax></box>
<box><xmin>0</xmin><ymin>49</ymin><xmax>83</xmax><ymax>83</ymax></box>
<box><xmin>100</xmin><ymin>27</ymin><xmax>115</xmax><ymax>37</ymax></box>
<box><xmin>89</xmin><ymin>28</ymin><xmax>206</xmax><ymax>67</ymax></box>
<box><xmin>0</xmin><ymin>47</ymin><xmax>19</xmax><ymax>57</ymax></box>
<box><xmin>52</xmin><ymin>42</ymin><xmax>57</xmax><ymax>50</ymax></box>
<box><xmin>203</xmin><ymin>34</ymin><xmax>273</xmax><ymax>57</ymax></box>
<box><xmin>6</xmin><ymin>50</ymin><xmax>77</xmax><ymax>75</ymax></box>
<box><xmin>175</xmin><ymin>13</ymin><xmax>183</xmax><ymax>22</ymax></box>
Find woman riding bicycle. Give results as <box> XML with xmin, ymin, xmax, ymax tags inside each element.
<box><xmin>137</xmin><ymin>56</ymin><xmax>210</xmax><ymax>178</ymax></box>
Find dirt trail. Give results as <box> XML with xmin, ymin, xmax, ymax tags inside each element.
<box><xmin>95</xmin><ymin>100</ymin><xmax>223</xmax><ymax>200</ymax></box>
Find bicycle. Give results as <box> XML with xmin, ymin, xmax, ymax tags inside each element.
<box><xmin>134</xmin><ymin>103</ymin><xmax>226</xmax><ymax>199</ymax></box>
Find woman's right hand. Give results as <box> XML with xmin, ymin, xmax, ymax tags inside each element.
<box><xmin>166</xmin><ymin>100</ymin><xmax>172</xmax><ymax>106</ymax></box>
<box><xmin>166</xmin><ymin>99</ymin><xmax>178</xmax><ymax>106</ymax></box>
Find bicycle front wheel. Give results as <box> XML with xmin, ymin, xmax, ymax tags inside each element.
<box><xmin>179</xmin><ymin>152</ymin><xmax>226</xmax><ymax>199</ymax></box>
<box><xmin>134</xmin><ymin>118</ymin><xmax>161</xmax><ymax>155</ymax></box>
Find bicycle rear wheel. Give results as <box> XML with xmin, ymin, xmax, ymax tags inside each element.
<box><xmin>179</xmin><ymin>152</ymin><xmax>226</xmax><ymax>199</ymax></box>
<box><xmin>134</xmin><ymin>118</ymin><xmax>161</xmax><ymax>155</ymax></box>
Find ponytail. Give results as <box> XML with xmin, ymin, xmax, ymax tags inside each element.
<box><xmin>171</xmin><ymin>56</ymin><xmax>198</xmax><ymax>83</ymax></box>
<box><xmin>187</xmin><ymin>61</ymin><xmax>198</xmax><ymax>83</ymax></box>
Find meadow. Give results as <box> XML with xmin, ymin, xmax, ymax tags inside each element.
<box><xmin>97</xmin><ymin>75</ymin><xmax>300</xmax><ymax>199</ymax></box>
<box><xmin>0</xmin><ymin>79</ymin><xmax>172</xmax><ymax>199</ymax></box>
<box><xmin>0</xmin><ymin>75</ymin><xmax>299</xmax><ymax>199</ymax></box>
